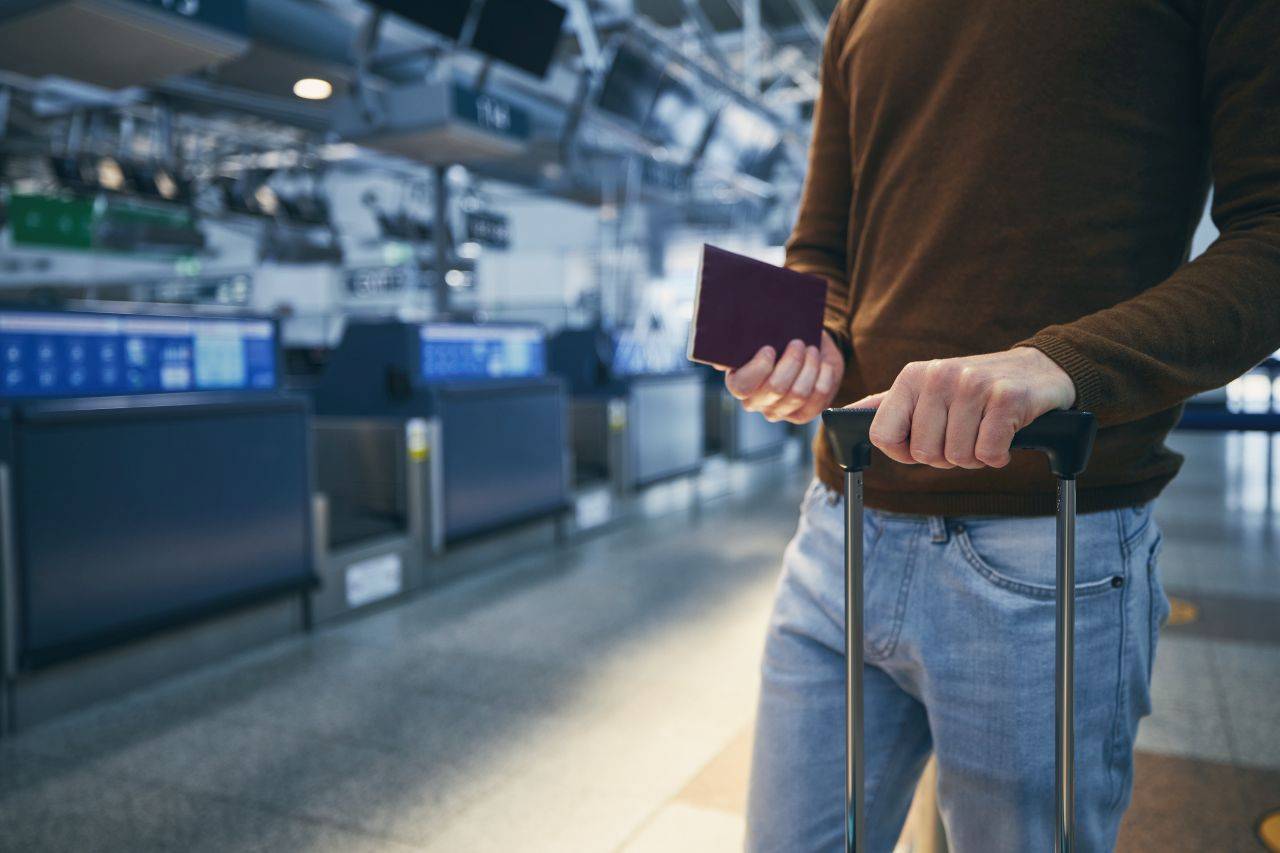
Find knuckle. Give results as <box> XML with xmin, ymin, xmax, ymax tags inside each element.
<box><xmin>911</xmin><ymin>445</ymin><xmax>943</xmax><ymax>464</ymax></box>
<box><xmin>957</xmin><ymin>366</ymin><xmax>987</xmax><ymax>393</ymax></box>
<box><xmin>898</xmin><ymin>361</ymin><xmax>926</xmax><ymax>383</ymax></box>
<box><xmin>868</xmin><ymin>426</ymin><xmax>897</xmax><ymax>446</ymax></box>
<box><xmin>988</xmin><ymin>381</ymin><xmax>1028</xmax><ymax>409</ymax></box>
<box><xmin>923</xmin><ymin>361</ymin><xmax>958</xmax><ymax>391</ymax></box>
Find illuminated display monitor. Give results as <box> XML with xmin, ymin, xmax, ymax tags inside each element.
<box><xmin>0</xmin><ymin>310</ymin><xmax>278</xmax><ymax>399</ymax></box>
<box><xmin>419</xmin><ymin>323</ymin><xmax>546</xmax><ymax>382</ymax></box>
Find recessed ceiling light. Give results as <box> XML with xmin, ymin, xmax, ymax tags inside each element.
<box><xmin>293</xmin><ymin>78</ymin><xmax>333</xmax><ymax>101</ymax></box>
<box><xmin>96</xmin><ymin>156</ymin><xmax>125</xmax><ymax>191</ymax></box>
<box><xmin>154</xmin><ymin>169</ymin><xmax>179</xmax><ymax>200</ymax></box>
<box><xmin>253</xmin><ymin>184</ymin><xmax>280</xmax><ymax>216</ymax></box>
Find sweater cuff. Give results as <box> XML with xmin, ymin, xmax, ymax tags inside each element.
<box><xmin>823</xmin><ymin>316</ymin><xmax>854</xmax><ymax>364</ymax></box>
<box><xmin>1017</xmin><ymin>332</ymin><xmax>1106</xmax><ymax>413</ymax></box>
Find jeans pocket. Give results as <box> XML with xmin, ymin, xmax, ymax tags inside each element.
<box><xmin>953</xmin><ymin>522</ymin><xmax>1121</xmax><ymax>600</ymax></box>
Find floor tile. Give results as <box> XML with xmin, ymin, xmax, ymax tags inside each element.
<box><xmin>619</xmin><ymin>803</ymin><xmax>745</xmax><ymax>853</ymax></box>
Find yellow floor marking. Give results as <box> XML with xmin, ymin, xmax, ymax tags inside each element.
<box><xmin>1167</xmin><ymin>596</ymin><xmax>1199</xmax><ymax>626</ymax></box>
<box><xmin>1259</xmin><ymin>809</ymin><xmax>1280</xmax><ymax>852</ymax></box>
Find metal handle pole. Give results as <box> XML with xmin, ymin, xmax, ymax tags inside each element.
<box><xmin>845</xmin><ymin>469</ymin><xmax>865</xmax><ymax>853</ymax></box>
<box><xmin>1055</xmin><ymin>477</ymin><xmax>1077</xmax><ymax>852</ymax></box>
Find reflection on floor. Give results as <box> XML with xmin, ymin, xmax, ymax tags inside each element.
<box><xmin>0</xmin><ymin>433</ymin><xmax>1276</xmax><ymax>852</ymax></box>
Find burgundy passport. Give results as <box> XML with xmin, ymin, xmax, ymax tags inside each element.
<box><xmin>686</xmin><ymin>244</ymin><xmax>827</xmax><ymax>369</ymax></box>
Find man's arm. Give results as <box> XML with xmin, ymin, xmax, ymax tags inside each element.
<box><xmin>722</xmin><ymin>3</ymin><xmax>858</xmax><ymax>424</ymax></box>
<box><xmin>784</xmin><ymin>0</ymin><xmax>856</xmax><ymax>363</ymax></box>
<box><xmin>1018</xmin><ymin>0</ymin><xmax>1280</xmax><ymax>425</ymax></box>
<box><xmin>857</xmin><ymin>0</ymin><xmax>1280</xmax><ymax>468</ymax></box>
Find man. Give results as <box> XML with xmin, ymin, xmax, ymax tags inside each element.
<box><xmin>725</xmin><ymin>1</ymin><xmax>1279</xmax><ymax>850</ymax></box>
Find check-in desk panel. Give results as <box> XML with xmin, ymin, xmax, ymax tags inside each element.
<box><xmin>0</xmin><ymin>308</ymin><xmax>313</xmax><ymax>732</ymax></box>
<box><xmin>312</xmin><ymin>321</ymin><xmax>570</xmax><ymax>547</ymax></box>
<box><xmin>549</xmin><ymin>327</ymin><xmax>704</xmax><ymax>492</ymax></box>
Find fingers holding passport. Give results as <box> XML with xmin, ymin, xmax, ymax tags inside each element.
<box><xmin>724</xmin><ymin>333</ymin><xmax>844</xmax><ymax>424</ymax></box>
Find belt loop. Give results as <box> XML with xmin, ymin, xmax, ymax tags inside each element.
<box><xmin>928</xmin><ymin>516</ymin><xmax>949</xmax><ymax>543</ymax></box>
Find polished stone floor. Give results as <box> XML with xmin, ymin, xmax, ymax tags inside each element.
<box><xmin>0</xmin><ymin>433</ymin><xmax>1276</xmax><ymax>852</ymax></box>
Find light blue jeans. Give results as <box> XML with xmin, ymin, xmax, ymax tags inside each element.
<box><xmin>746</xmin><ymin>478</ymin><xmax>1169</xmax><ymax>852</ymax></box>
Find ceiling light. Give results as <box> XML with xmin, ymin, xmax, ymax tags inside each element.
<box><xmin>153</xmin><ymin>169</ymin><xmax>179</xmax><ymax>200</ymax></box>
<box><xmin>253</xmin><ymin>184</ymin><xmax>280</xmax><ymax>216</ymax></box>
<box><xmin>96</xmin><ymin>157</ymin><xmax>125</xmax><ymax>191</ymax></box>
<box><xmin>293</xmin><ymin>78</ymin><xmax>333</xmax><ymax>101</ymax></box>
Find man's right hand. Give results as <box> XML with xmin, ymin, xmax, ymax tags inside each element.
<box><xmin>719</xmin><ymin>331</ymin><xmax>846</xmax><ymax>424</ymax></box>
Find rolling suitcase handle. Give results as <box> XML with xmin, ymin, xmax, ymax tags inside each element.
<box><xmin>820</xmin><ymin>408</ymin><xmax>1098</xmax><ymax>853</ymax></box>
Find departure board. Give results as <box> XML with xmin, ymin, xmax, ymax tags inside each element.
<box><xmin>0</xmin><ymin>310</ymin><xmax>278</xmax><ymax>398</ymax></box>
<box><xmin>419</xmin><ymin>323</ymin><xmax>546</xmax><ymax>382</ymax></box>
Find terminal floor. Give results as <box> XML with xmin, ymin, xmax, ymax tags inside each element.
<box><xmin>1</xmin><ymin>433</ymin><xmax>1277</xmax><ymax>852</ymax></box>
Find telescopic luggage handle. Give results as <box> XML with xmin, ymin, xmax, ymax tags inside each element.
<box><xmin>821</xmin><ymin>408</ymin><xmax>1096</xmax><ymax>479</ymax></box>
<box><xmin>821</xmin><ymin>408</ymin><xmax>1098</xmax><ymax>853</ymax></box>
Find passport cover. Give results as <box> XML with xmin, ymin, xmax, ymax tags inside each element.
<box><xmin>686</xmin><ymin>244</ymin><xmax>827</xmax><ymax>369</ymax></box>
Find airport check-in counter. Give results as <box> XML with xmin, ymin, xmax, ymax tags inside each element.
<box><xmin>701</xmin><ymin>365</ymin><xmax>791</xmax><ymax>459</ymax></box>
<box><xmin>0</xmin><ymin>308</ymin><xmax>314</xmax><ymax>733</ymax></box>
<box><xmin>548</xmin><ymin>327</ymin><xmax>704</xmax><ymax>492</ymax></box>
<box><xmin>312</xmin><ymin>321</ymin><xmax>570</xmax><ymax>563</ymax></box>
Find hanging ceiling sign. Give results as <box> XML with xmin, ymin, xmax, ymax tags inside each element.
<box><xmin>345</xmin><ymin>266</ymin><xmax>412</xmax><ymax>297</ymax></box>
<box><xmin>452</xmin><ymin>85</ymin><xmax>531</xmax><ymax>142</ymax></box>
<box><xmin>465</xmin><ymin>211</ymin><xmax>511</xmax><ymax>249</ymax></box>
<box><xmin>130</xmin><ymin>0</ymin><xmax>250</xmax><ymax>35</ymax></box>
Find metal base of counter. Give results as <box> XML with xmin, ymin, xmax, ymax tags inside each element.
<box><xmin>2</xmin><ymin>594</ymin><xmax>307</xmax><ymax>735</ymax></box>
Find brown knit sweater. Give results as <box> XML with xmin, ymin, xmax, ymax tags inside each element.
<box><xmin>791</xmin><ymin>0</ymin><xmax>1280</xmax><ymax>516</ymax></box>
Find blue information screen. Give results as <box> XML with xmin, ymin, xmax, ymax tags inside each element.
<box><xmin>0</xmin><ymin>311</ymin><xmax>277</xmax><ymax>399</ymax></box>
<box><xmin>419</xmin><ymin>323</ymin><xmax>546</xmax><ymax>382</ymax></box>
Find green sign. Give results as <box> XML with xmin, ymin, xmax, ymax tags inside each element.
<box><xmin>10</xmin><ymin>195</ymin><xmax>95</xmax><ymax>250</ymax></box>
<box><xmin>9</xmin><ymin>194</ymin><xmax>201</xmax><ymax>257</ymax></box>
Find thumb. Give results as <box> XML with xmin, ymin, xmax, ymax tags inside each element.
<box><xmin>846</xmin><ymin>391</ymin><xmax>889</xmax><ymax>410</ymax></box>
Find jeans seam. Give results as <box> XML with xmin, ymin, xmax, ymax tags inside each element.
<box><xmin>861</xmin><ymin>695</ymin><xmax>917</xmax><ymax>833</ymax></box>
<box><xmin>868</xmin><ymin>523</ymin><xmax>919</xmax><ymax>660</ymax></box>
<box><xmin>1119</xmin><ymin>507</ymin><xmax>1152</xmax><ymax>555</ymax></box>
<box><xmin>1146</xmin><ymin>533</ymin><xmax>1166</xmax><ymax>683</ymax></box>
<box><xmin>1105</xmin><ymin>534</ymin><xmax>1134</xmax><ymax>818</ymax></box>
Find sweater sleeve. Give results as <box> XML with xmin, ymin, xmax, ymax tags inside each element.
<box><xmin>1019</xmin><ymin>0</ymin><xmax>1280</xmax><ymax>425</ymax></box>
<box><xmin>785</xmin><ymin>2</ymin><xmax>856</xmax><ymax>360</ymax></box>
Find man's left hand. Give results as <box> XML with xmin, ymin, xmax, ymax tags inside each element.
<box><xmin>850</xmin><ymin>347</ymin><xmax>1076</xmax><ymax>469</ymax></box>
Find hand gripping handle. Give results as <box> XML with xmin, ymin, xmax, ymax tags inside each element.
<box><xmin>820</xmin><ymin>408</ymin><xmax>1098</xmax><ymax>479</ymax></box>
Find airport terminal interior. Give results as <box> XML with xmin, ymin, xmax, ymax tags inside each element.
<box><xmin>0</xmin><ymin>1</ymin><xmax>1276</xmax><ymax>851</ymax></box>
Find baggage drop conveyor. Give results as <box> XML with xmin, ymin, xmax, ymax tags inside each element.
<box><xmin>307</xmin><ymin>415</ymin><xmax>432</xmax><ymax>623</ymax></box>
<box><xmin>312</xmin><ymin>321</ymin><xmax>571</xmax><ymax>569</ymax></box>
<box><xmin>0</xmin><ymin>307</ymin><xmax>314</xmax><ymax>733</ymax></box>
<box><xmin>701</xmin><ymin>364</ymin><xmax>792</xmax><ymax>460</ymax></box>
<box><xmin>548</xmin><ymin>326</ymin><xmax>705</xmax><ymax>493</ymax></box>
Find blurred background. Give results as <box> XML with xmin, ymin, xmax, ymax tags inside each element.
<box><xmin>0</xmin><ymin>1</ymin><xmax>1275</xmax><ymax>851</ymax></box>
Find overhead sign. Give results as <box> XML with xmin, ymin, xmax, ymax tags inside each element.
<box><xmin>453</xmin><ymin>85</ymin><xmax>531</xmax><ymax>142</ymax></box>
<box><xmin>465</xmin><ymin>211</ymin><xmax>511</xmax><ymax>249</ymax></box>
<box><xmin>345</xmin><ymin>266</ymin><xmax>413</xmax><ymax>297</ymax></box>
<box><xmin>130</xmin><ymin>0</ymin><xmax>250</xmax><ymax>35</ymax></box>
<box><xmin>9</xmin><ymin>194</ymin><xmax>202</xmax><ymax>257</ymax></box>
<box><xmin>9</xmin><ymin>195</ymin><xmax>94</xmax><ymax>251</ymax></box>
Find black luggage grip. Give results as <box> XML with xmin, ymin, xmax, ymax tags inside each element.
<box><xmin>821</xmin><ymin>408</ymin><xmax>1097</xmax><ymax>479</ymax></box>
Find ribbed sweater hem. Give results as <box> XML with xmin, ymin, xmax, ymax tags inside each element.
<box><xmin>815</xmin><ymin>467</ymin><xmax>1177</xmax><ymax>517</ymax></box>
